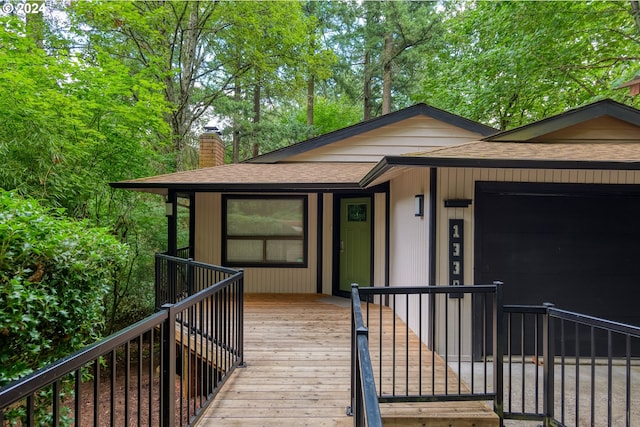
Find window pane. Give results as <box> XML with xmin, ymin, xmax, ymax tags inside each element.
<box><xmin>227</xmin><ymin>199</ymin><xmax>304</xmax><ymax>237</ymax></box>
<box><xmin>227</xmin><ymin>239</ymin><xmax>263</xmax><ymax>263</ymax></box>
<box><xmin>266</xmin><ymin>240</ymin><xmax>304</xmax><ymax>263</ymax></box>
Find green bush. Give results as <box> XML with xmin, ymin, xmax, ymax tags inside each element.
<box><xmin>0</xmin><ymin>190</ymin><xmax>128</xmax><ymax>386</ymax></box>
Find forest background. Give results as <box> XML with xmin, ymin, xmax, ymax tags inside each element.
<box><xmin>2</xmin><ymin>0</ymin><xmax>640</xmax><ymax>383</ymax></box>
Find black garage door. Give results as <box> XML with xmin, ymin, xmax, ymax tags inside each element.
<box><xmin>475</xmin><ymin>182</ymin><xmax>640</xmax><ymax>330</ymax></box>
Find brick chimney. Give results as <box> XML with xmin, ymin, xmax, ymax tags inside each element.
<box><xmin>618</xmin><ymin>76</ymin><xmax>640</xmax><ymax>96</ymax></box>
<box><xmin>199</xmin><ymin>127</ymin><xmax>225</xmax><ymax>168</ymax></box>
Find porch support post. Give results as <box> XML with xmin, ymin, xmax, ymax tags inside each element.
<box><xmin>160</xmin><ymin>304</ymin><xmax>176</xmax><ymax>427</ymax></box>
<box><xmin>167</xmin><ymin>190</ymin><xmax>178</xmax><ymax>256</ymax></box>
<box><xmin>188</xmin><ymin>192</ymin><xmax>196</xmax><ymax>258</ymax></box>
<box><xmin>427</xmin><ymin>167</ymin><xmax>437</xmax><ymax>350</ymax></box>
<box><xmin>428</xmin><ymin>167</ymin><xmax>437</xmax><ymax>287</ymax></box>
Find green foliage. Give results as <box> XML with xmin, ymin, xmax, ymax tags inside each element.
<box><xmin>415</xmin><ymin>0</ymin><xmax>640</xmax><ymax>129</ymax></box>
<box><xmin>0</xmin><ymin>190</ymin><xmax>128</xmax><ymax>386</ymax></box>
<box><xmin>0</xmin><ymin>13</ymin><xmax>169</xmax><ymax>215</ymax></box>
<box><xmin>297</xmin><ymin>96</ymin><xmax>362</xmax><ymax>135</ymax></box>
<box><xmin>0</xmin><ymin>12</ymin><xmax>170</xmax><ymax>336</ymax></box>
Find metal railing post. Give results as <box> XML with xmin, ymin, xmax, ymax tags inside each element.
<box><xmin>348</xmin><ymin>284</ymin><xmax>358</xmax><ymax>418</ymax></box>
<box><xmin>354</xmin><ymin>326</ymin><xmax>367</xmax><ymax>427</ymax></box>
<box><xmin>187</xmin><ymin>258</ymin><xmax>195</xmax><ymax>296</ymax></box>
<box><xmin>155</xmin><ymin>256</ymin><xmax>163</xmax><ymax>310</ymax></box>
<box><xmin>161</xmin><ymin>304</ymin><xmax>176</xmax><ymax>427</ymax></box>
<box><xmin>238</xmin><ymin>272</ymin><xmax>246</xmax><ymax>367</ymax></box>
<box><xmin>169</xmin><ymin>258</ymin><xmax>177</xmax><ymax>304</ymax></box>
<box><xmin>543</xmin><ymin>303</ymin><xmax>555</xmax><ymax>426</ymax></box>
<box><xmin>493</xmin><ymin>281</ymin><xmax>504</xmax><ymax>425</ymax></box>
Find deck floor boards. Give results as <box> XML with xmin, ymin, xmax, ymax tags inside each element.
<box><xmin>195</xmin><ymin>294</ymin><xmax>498</xmax><ymax>427</ymax></box>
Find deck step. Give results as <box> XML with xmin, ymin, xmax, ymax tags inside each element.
<box><xmin>380</xmin><ymin>402</ymin><xmax>500</xmax><ymax>427</ymax></box>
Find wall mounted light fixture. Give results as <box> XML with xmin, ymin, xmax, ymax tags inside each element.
<box><xmin>415</xmin><ymin>194</ymin><xmax>424</xmax><ymax>217</ymax></box>
<box><xmin>165</xmin><ymin>201</ymin><xmax>174</xmax><ymax>216</ymax></box>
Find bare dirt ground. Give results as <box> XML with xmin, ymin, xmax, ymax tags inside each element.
<box><xmin>62</xmin><ymin>343</ymin><xmax>190</xmax><ymax>427</ymax></box>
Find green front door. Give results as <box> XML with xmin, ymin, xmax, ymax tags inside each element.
<box><xmin>338</xmin><ymin>197</ymin><xmax>372</xmax><ymax>293</ymax></box>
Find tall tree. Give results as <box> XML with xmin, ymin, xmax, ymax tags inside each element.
<box><xmin>0</xmin><ymin>13</ymin><xmax>167</xmax><ymax>214</ymax></box>
<box><xmin>361</xmin><ymin>1</ymin><xmax>442</xmax><ymax>118</ymax></box>
<box><xmin>416</xmin><ymin>0</ymin><xmax>640</xmax><ymax>129</ymax></box>
<box><xmin>71</xmin><ymin>1</ymin><xmax>308</xmax><ymax>169</ymax></box>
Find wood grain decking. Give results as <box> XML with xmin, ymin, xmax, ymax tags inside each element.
<box><xmin>195</xmin><ymin>294</ymin><xmax>498</xmax><ymax>427</ymax></box>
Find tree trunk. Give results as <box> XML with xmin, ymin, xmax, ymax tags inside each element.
<box><xmin>382</xmin><ymin>32</ymin><xmax>393</xmax><ymax>115</ymax></box>
<box><xmin>631</xmin><ymin>1</ymin><xmax>640</xmax><ymax>34</ymax></box>
<box><xmin>25</xmin><ymin>1</ymin><xmax>45</xmax><ymax>49</ymax></box>
<box><xmin>252</xmin><ymin>84</ymin><xmax>261</xmax><ymax>157</ymax></box>
<box><xmin>232</xmin><ymin>82</ymin><xmax>241</xmax><ymax>163</ymax></box>
<box><xmin>307</xmin><ymin>76</ymin><xmax>315</xmax><ymax>126</ymax></box>
<box><xmin>363</xmin><ymin>51</ymin><xmax>372</xmax><ymax>121</ymax></box>
<box><xmin>306</xmin><ymin>0</ymin><xmax>315</xmax><ymax>126</ymax></box>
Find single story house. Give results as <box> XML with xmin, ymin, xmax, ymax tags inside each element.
<box><xmin>112</xmin><ymin>99</ymin><xmax>640</xmax><ymax>354</ymax></box>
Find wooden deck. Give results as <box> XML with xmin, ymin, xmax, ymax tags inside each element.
<box><xmin>195</xmin><ymin>294</ymin><xmax>499</xmax><ymax>427</ymax></box>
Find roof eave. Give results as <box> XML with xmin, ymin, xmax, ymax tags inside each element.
<box><xmin>109</xmin><ymin>181</ymin><xmax>364</xmax><ymax>193</ymax></box>
<box><xmin>487</xmin><ymin>99</ymin><xmax>640</xmax><ymax>142</ymax></box>
<box><xmin>360</xmin><ymin>155</ymin><xmax>640</xmax><ymax>187</ymax></box>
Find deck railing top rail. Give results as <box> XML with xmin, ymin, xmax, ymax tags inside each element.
<box><xmin>0</xmin><ymin>310</ymin><xmax>169</xmax><ymax>410</ymax></box>
<box><xmin>548</xmin><ymin>306</ymin><xmax>640</xmax><ymax>339</ymax></box>
<box><xmin>0</xmin><ymin>256</ymin><xmax>244</xmax><ymax>427</ymax></box>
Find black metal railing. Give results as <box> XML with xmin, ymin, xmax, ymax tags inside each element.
<box><xmin>175</xmin><ymin>246</ymin><xmax>191</xmax><ymax>259</ymax></box>
<box><xmin>504</xmin><ymin>304</ymin><xmax>640</xmax><ymax>427</ymax></box>
<box><xmin>349</xmin><ymin>285</ymin><xmax>383</xmax><ymax>427</ymax></box>
<box><xmin>0</xmin><ymin>257</ymin><xmax>244</xmax><ymax>427</ymax></box>
<box><xmin>350</xmin><ymin>283</ymin><xmax>504</xmax><ymax>425</ymax></box>
<box><xmin>155</xmin><ymin>252</ymin><xmax>237</xmax><ymax>309</ymax></box>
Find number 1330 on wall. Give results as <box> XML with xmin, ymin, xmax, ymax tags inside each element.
<box><xmin>449</xmin><ymin>219</ymin><xmax>464</xmax><ymax>298</ymax></box>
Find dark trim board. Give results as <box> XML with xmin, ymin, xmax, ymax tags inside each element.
<box><xmin>360</xmin><ymin>156</ymin><xmax>640</xmax><ymax>188</ymax></box>
<box><xmin>316</xmin><ymin>192</ymin><xmax>323</xmax><ymax>294</ymax></box>
<box><xmin>111</xmin><ymin>182</ymin><xmax>365</xmax><ymax>193</ymax></box>
<box><xmin>475</xmin><ymin>181</ymin><xmax>640</xmax><ymax>198</ymax></box>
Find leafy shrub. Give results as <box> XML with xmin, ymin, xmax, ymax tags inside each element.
<box><xmin>0</xmin><ymin>190</ymin><xmax>128</xmax><ymax>386</ymax></box>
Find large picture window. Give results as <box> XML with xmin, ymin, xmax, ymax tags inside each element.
<box><xmin>222</xmin><ymin>195</ymin><xmax>307</xmax><ymax>267</ymax></box>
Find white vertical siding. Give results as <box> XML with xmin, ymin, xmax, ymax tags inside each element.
<box><xmin>387</xmin><ymin>169</ymin><xmax>431</xmax><ymax>344</ymax></box>
<box><xmin>321</xmin><ymin>193</ymin><xmax>334</xmax><ymax>295</ymax></box>
<box><xmin>373</xmin><ymin>193</ymin><xmax>387</xmax><ymax>288</ymax></box>
<box><xmin>386</xmin><ymin>167</ymin><xmax>640</xmax><ymax>357</ymax></box>
<box><xmin>389</xmin><ymin>168</ymin><xmax>431</xmax><ymax>286</ymax></box>
<box><xmin>195</xmin><ymin>192</ymin><xmax>221</xmax><ymax>265</ymax></box>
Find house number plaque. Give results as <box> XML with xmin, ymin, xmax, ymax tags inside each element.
<box><xmin>449</xmin><ymin>219</ymin><xmax>463</xmax><ymax>298</ymax></box>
